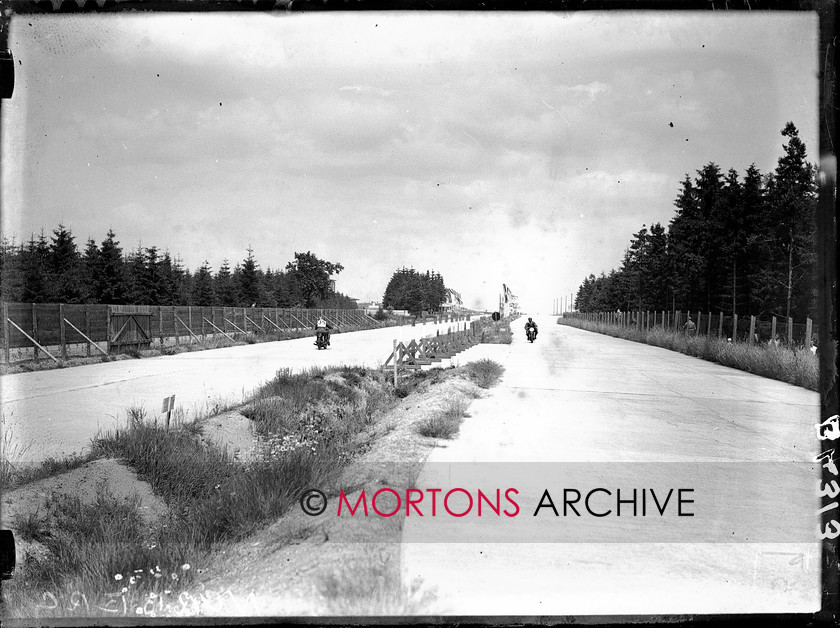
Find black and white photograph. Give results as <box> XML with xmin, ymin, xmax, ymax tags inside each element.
<box><xmin>0</xmin><ymin>4</ymin><xmax>836</xmax><ymax>622</ymax></box>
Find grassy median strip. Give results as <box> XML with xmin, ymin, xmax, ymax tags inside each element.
<box><xmin>4</xmin><ymin>360</ymin><xmax>507</xmax><ymax>618</ymax></box>
<box><xmin>559</xmin><ymin>317</ymin><xmax>819</xmax><ymax>391</ymax></box>
<box><xmin>3</xmin><ymin>366</ymin><xmax>400</xmax><ymax>618</ymax></box>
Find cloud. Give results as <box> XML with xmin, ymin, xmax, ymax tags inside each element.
<box><xmin>339</xmin><ymin>85</ymin><xmax>394</xmax><ymax>98</ymax></box>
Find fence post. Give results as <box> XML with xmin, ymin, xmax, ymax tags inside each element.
<box><xmin>85</xmin><ymin>304</ymin><xmax>91</xmax><ymax>357</ymax></box>
<box><xmin>174</xmin><ymin>307</ymin><xmax>179</xmax><ymax>346</ymax></box>
<box><xmin>732</xmin><ymin>313</ymin><xmax>738</xmax><ymax>342</ymax></box>
<box><xmin>787</xmin><ymin>317</ymin><xmax>793</xmax><ymax>345</ymax></box>
<box><xmin>60</xmin><ymin>303</ymin><xmax>67</xmax><ymax>360</ymax></box>
<box><xmin>696</xmin><ymin>310</ymin><xmax>701</xmax><ymax>335</ymax></box>
<box><xmin>106</xmin><ymin>305</ymin><xmax>112</xmax><ymax>354</ymax></box>
<box><xmin>188</xmin><ymin>306</ymin><xmax>193</xmax><ymax>345</ymax></box>
<box><xmin>32</xmin><ymin>303</ymin><xmax>39</xmax><ymax>362</ymax></box>
<box><xmin>718</xmin><ymin>311</ymin><xmax>724</xmax><ymax>338</ymax></box>
<box><xmin>771</xmin><ymin>316</ymin><xmax>777</xmax><ymax>342</ymax></box>
<box><xmin>201</xmin><ymin>308</ymin><xmax>206</xmax><ymax>341</ymax></box>
<box><xmin>707</xmin><ymin>311</ymin><xmax>712</xmax><ymax>336</ymax></box>
<box><xmin>806</xmin><ymin>317</ymin><xmax>813</xmax><ymax>347</ymax></box>
<box><xmin>749</xmin><ymin>315</ymin><xmax>756</xmax><ymax>345</ymax></box>
<box><xmin>2</xmin><ymin>302</ymin><xmax>9</xmax><ymax>364</ymax></box>
<box><xmin>392</xmin><ymin>339</ymin><xmax>398</xmax><ymax>386</ymax></box>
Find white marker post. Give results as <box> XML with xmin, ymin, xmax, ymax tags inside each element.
<box><xmin>393</xmin><ymin>339</ymin><xmax>398</xmax><ymax>387</ymax></box>
<box><xmin>161</xmin><ymin>394</ymin><xmax>176</xmax><ymax>430</ymax></box>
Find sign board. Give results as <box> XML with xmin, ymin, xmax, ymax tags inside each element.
<box><xmin>161</xmin><ymin>395</ymin><xmax>176</xmax><ymax>413</ymax></box>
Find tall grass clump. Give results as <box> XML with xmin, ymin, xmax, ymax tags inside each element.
<box><xmin>317</xmin><ymin>547</ymin><xmax>435</xmax><ymax>614</ymax></box>
<box><xmin>4</xmin><ymin>483</ymin><xmax>200</xmax><ymax>619</ymax></box>
<box><xmin>414</xmin><ymin>398</ymin><xmax>469</xmax><ymax>439</ymax></box>
<box><xmin>559</xmin><ymin>318</ymin><xmax>819</xmax><ymax>391</ymax></box>
<box><xmin>465</xmin><ymin>359</ymin><xmax>505</xmax><ymax>389</ymax></box>
<box><xmin>1</xmin><ymin>425</ymin><xmax>31</xmax><ymax>489</ymax></box>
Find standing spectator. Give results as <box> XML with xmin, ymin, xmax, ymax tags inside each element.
<box><xmin>683</xmin><ymin>316</ymin><xmax>696</xmax><ymax>335</ymax></box>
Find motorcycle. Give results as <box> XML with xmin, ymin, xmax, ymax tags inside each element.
<box><xmin>315</xmin><ymin>329</ymin><xmax>330</xmax><ymax>350</ymax></box>
<box><xmin>526</xmin><ymin>327</ymin><xmax>536</xmax><ymax>343</ymax></box>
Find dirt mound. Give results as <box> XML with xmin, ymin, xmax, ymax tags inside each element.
<box><xmin>2</xmin><ymin>458</ymin><xmax>168</xmax><ymax>529</ymax></box>
<box><xmin>2</xmin><ymin>457</ymin><xmax>169</xmax><ymax>567</ymax></box>
<box><xmin>198</xmin><ymin>410</ymin><xmax>259</xmax><ymax>463</ymax></box>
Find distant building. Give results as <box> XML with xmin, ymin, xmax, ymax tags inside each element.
<box><xmin>362</xmin><ymin>301</ymin><xmax>382</xmax><ymax>316</ymax></box>
<box><xmin>500</xmin><ymin>283</ymin><xmax>519</xmax><ymax>317</ymax></box>
<box><xmin>441</xmin><ymin>288</ymin><xmax>463</xmax><ymax>311</ymax></box>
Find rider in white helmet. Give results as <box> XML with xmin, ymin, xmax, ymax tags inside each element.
<box><xmin>315</xmin><ymin>317</ymin><xmax>332</xmax><ymax>346</ymax></box>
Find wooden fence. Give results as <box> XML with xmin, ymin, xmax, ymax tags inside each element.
<box><xmin>382</xmin><ymin>319</ymin><xmax>481</xmax><ymax>383</ymax></box>
<box><xmin>0</xmin><ymin>302</ymin><xmax>407</xmax><ymax>364</ymax></box>
<box><xmin>0</xmin><ymin>302</ymin><xmax>478</xmax><ymax>364</ymax></box>
<box><xmin>563</xmin><ymin>310</ymin><xmax>818</xmax><ymax>348</ymax></box>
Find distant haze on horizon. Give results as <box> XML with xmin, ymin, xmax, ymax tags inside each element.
<box><xmin>1</xmin><ymin>11</ymin><xmax>818</xmax><ymax>312</ymax></box>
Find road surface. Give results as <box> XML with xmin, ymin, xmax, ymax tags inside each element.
<box><xmin>401</xmin><ymin>316</ymin><xmax>821</xmax><ymax>615</ymax></box>
<box><xmin>1</xmin><ymin>318</ymin><xmax>471</xmax><ymax>466</ymax></box>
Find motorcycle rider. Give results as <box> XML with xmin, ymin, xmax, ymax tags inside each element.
<box><xmin>315</xmin><ymin>317</ymin><xmax>332</xmax><ymax>347</ymax></box>
<box><xmin>524</xmin><ymin>317</ymin><xmax>538</xmax><ymax>340</ymax></box>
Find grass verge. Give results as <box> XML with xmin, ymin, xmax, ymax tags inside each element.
<box><xmin>559</xmin><ymin>318</ymin><xmax>819</xmax><ymax>391</ymax></box>
<box><xmin>2</xmin><ymin>365</ymin><xmax>401</xmax><ymax>619</ymax></box>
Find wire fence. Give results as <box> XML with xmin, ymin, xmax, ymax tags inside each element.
<box><xmin>563</xmin><ymin>310</ymin><xmax>819</xmax><ymax>349</ymax></box>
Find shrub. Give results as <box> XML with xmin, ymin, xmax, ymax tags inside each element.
<box><xmin>415</xmin><ymin>415</ymin><xmax>459</xmax><ymax>439</ymax></box>
<box><xmin>466</xmin><ymin>359</ymin><xmax>505</xmax><ymax>389</ymax></box>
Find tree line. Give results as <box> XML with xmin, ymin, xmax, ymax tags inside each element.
<box><xmin>0</xmin><ymin>229</ymin><xmax>356</xmax><ymax>310</ymax></box>
<box><xmin>382</xmin><ymin>268</ymin><xmax>448</xmax><ymax>315</ymax></box>
<box><xmin>575</xmin><ymin>122</ymin><xmax>816</xmax><ymax>321</ymax></box>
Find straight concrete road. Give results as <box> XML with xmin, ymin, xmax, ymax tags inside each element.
<box><xmin>401</xmin><ymin>316</ymin><xmax>821</xmax><ymax>615</ymax></box>
<box><xmin>1</xmin><ymin>319</ymin><xmax>471</xmax><ymax>466</ymax></box>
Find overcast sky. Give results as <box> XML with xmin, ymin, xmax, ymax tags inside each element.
<box><xmin>1</xmin><ymin>11</ymin><xmax>818</xmax><ymax>312</ymax></box>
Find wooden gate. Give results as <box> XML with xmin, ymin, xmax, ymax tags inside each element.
<box><xmin>109</xmin><ymin>308</ymin><xmax>152</xmax><ymax>353</ymax></box>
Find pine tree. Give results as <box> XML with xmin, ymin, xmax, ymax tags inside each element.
<box><xmin>141</xmin><ymin>246</ymin><xmax>164</xmax><ymax>305</ymax></box>
<box><xmin>48</xmin><ymin>224</ymin><xmax>85</xmax><ymax>303</ymax></box>
<box><xmin>98</xmin><ymin>230</ymin><xmax>127</xmax><ymax>305</ymax></box>
<box><xmin>82</xmin><ymin>237</ymin><xmax>99</xmax><ymax>303</ymax></box>
<box><xmin>192</xmin><ymin>261</ymin><xmax>216</xmax><ymax>306</ymax></box>
<box><xmin>216</xmin><ymin>259</ymin><xmax>238</xmax><ymax>307</ymax></box>
<box><xmin>765</xmin><ymin>122</ymin><xmax>817</xmax><ymax>320</ymax></box>
<box><xmin>123</xmin><ymin>244</ymin><xmax>147</xmax><ymax>305</ymax></box>
<box><xmin>238</xmin><ymin>247</ymin><xmax>261</xmax><ymax>307</ymax></box>
<box><xmin>21</xmin><ymin>232</ymin><xmax>51</xmax><ymax>303</ymax></box>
